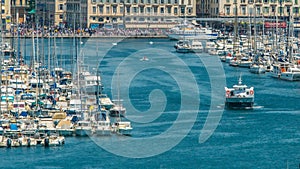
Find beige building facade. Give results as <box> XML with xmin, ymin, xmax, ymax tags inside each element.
<box><xmin>55</xmin><ymin>0</ymin><xmax>67</xmax><ymax>27</ymax></box>
<box><xmin>208</xmin><ymin>0</ymin><xmax>298</xmax><ymax>19</ymax></box>
<box><xmin>2</xmin><ymin>0</ymin><xmax>197</xmax><ymax>29</ymax></box>
<box><xmin>85</xmin><ymin>0</ymin><xmax>196</xmax><ymax>28</ymax></box>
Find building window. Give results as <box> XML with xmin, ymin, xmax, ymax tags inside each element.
<box><xmin>106</xmin><ymin>6</ymin><xmax>110</xmax><ymax>14</ymax></box>
<box><xmin>147</xmin><ymin>0</ymin><xmax>151</xmax><ymax>3</ymax></box>
<box><xmin>141</xmin><ymin>0</ymin><xmax>144</xmax><ymax>3</ymax></box>
<box><xmin>161</xmin><ymin>0</ymin><xmax>164</xmax><ymax>3</ymax></box>
<box><xmin>240</xmin><ymin>0</ymin><xmax>245</xmax><ymax>3</ymax></box>
<box><xmin>241</xmin><ymin>6</ymin><xmax>246</xmax><ymax>15</ymax></box>
<box><xmin>248</xmin><ymin>7</ymin><xmax>252</xmax><ymax>15</ymax></box>
<box><xmin>126</xmin><ymin>6</ymin><xmax>130</xmax><ymax>14</ymax></box>
<box><xmin>188</xmin><ymin>8</ymin><xmax>192</xmax><ymax>14</ymax></box>
<box><xmin>154</xmin><ymin>6</ymin><xmax>158</xmax><ymax>13</ymax></box>
<box><xmin>140</xmin><ymin>7</ymin><xmax>144</xmax><ymax>13</ymax></box>
<box><xmin>59</xmin><ymin>15</ymin><xmax>63</xmax><ymax>19</ymax></box>
<box><xmin>167</xmin><ymin>6</ymin><xmax>171</xmax><ymax>13</ymax></box>
<box><xmin>99</xmin><ymin>6</ymin><xmax>103</xmax><ymax>14</ymax></box>
<box><xmin>93</xmin><ymin>6</ymin><xmax>96</xmax><ymax>14</ymax></box>
<box><xmin>113</xmin><ymin>6</ymin><xmax>117</xmax><ymax>13</ymax></box>
<box><xmin>133</xmin><ymin>7</ymin><xmax>137</xmax><ymax>13</ymax></box>
<box><xmin>59</xmin><ymin>4</ymin><xmax>63</xmax><ymax>10</ymax></box>
<box><xmin>174</xmin><ymin>7</ymin><xmax>178</xmax><ymax>15</ymax></box>
<box><xmin>174</xmin><ymin>0</ymin><xmax>178</xmax><ymax>3</ymax></box>
<box><xmin>188</xmin><ymin>0</ymin><xmax>191</xmax><ymax>5</ymax></box>
<box><xmin>120</xmin><ymin>7</ymin><xmax>124</xmax><ymax>13</ymax></box>
<box><xmin>256</xmin><ymin>6</ymin><xmax>261</xmax><ymax>15</ymax></box>
<box><xmin>147</xmin><ymin>7</ymin><xmax>151</xmax><ymax>14</ymax></box>
<box><xmin>233</xmin><ymin>6</ymin><xmax>237</xmax><ymax>15</ymax></box>
<box><xmin>225</xmin><ymin>7</ymin><xmax>230</xmax><ymax>15</ymax></box>
<box><xmin>160</xmin><ymin>7</ymin><xmax>164</xmax><ymax>14</ymax></box>
<box><xmin>263</xmin><ymin>7</ymin><xmax>269</xmax><ymax>14</ymax></box>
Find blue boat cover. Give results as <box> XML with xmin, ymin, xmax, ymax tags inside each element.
<box><xmin>20</xmin><ymin>111</ymin><xmax>28</xmax><ymax>117</ymax></box>
<box><xmin>10</xmin><ymin>124</ymin><xmax>18</xmax><ymax>130</ymax></box>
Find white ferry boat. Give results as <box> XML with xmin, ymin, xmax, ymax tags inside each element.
<box><xmin>167</xmin><ymin>24</ymin><xmax>218</xmax><ymax>40</ymax></box>
<box><xmin>224</xmin><ymin>77</ymin><xmax>254</xmax><ymax>109</ymax></box>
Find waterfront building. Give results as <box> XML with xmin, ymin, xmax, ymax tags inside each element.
<box><xmin>55</xmin><ymin>0</ymin><xmax>67</xmax><ymax>27</ymax></box>
<box><xmin>200</xmin><ymin>0</ymin><xmax>300</xmax><ymax>35</ymax></box>
<box><xmin>66</xmin><ymin>0</ymin><xmax>88</xmax><ymax>29</ymax></box>
<box><xmin>3</xmin><ymin>0</ymin><xmax>197</xmax><ymax>29</ymax></box>
<box><xmin>86</xmin><ymin>0</ymin><xmax>197</xmax><ymax>29</ymax></box>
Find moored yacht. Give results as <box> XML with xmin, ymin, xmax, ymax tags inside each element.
<box><xmin>75</xmin><ymin>120</ymin><xmax>93</xmax><ymax>136</ymax></box>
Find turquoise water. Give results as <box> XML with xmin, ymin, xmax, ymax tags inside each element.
<box><xmin>0</xmin><ymin>38</ymin><xmax>299</xmax><ymax>168</ymax></box>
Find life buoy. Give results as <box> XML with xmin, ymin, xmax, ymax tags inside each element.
<box><xmin>226</xmin><ymin>90</ymin><xmax>230</xmax><ymax>95</ymax></box>
<box><xmin>250</xmin><ymin>90</ymin><xmax>254</xmax><ymax>95</ymax></box>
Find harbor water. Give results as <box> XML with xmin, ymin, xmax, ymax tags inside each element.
<box><xmin>0</xmin><ymin>38</ymin><xmax>299</xmax><ymax>168</ymax></box>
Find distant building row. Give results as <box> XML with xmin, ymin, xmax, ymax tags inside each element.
<box><xmin>1</xmin><ymin>0</ymin><xmax>300</xmax><ymax>30</ymax></box>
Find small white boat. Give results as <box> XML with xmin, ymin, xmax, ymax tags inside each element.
<box><xmin>113</xmin><ymin>121</ymin><xmax>132</xmax><ymax>136</ymax></box>
<box><xmin>225</xmin><ymin>76</ymin><xmax>254</xmax><ymax>109</ymax></box>
<box><xmin>99</xmin><ymin>94</ymin><xmax>114</xmax><ymax>110</ymax></box>
<box><xmin>249</xmin><ymin>64</ymin><xmax>266</xmax><ymax>74</ymax></box>
<box><xmin>190</xmin><ymin>40</ymin><xmax>204</xmax><ymax>53</ymax></box>
<box><xmin>140</xmin><ymin>56</ymin><xmax>149</xmax><ymax>61</ymax></box>
<box><xmin>93</xmin><ymin>121</ymin><xmax>111</xmax><ymax>136</ymax></box>
<box><xmin>75</xmin><ymin>121</ymin><xmax>93</xmax><ymax>136</ymax></box>
<box><xmin>43</xmin><ymin>135</ymin><xmax>65</xmax><ymax>147</ymax></box>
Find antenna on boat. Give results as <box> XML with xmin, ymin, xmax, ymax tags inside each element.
<box><xmin>238</xmin><ymin>73</ymin><xmax>242</xmax><ymax>85</ymax></box>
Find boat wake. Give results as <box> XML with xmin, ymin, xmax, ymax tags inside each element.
<box><xmin>252</xmin><ymin>105</ymin><xmax>264</xmax><ymax>109</ymax></box>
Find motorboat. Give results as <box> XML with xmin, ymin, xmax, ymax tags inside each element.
<box><xmin>190</xmin><ymin>40</ymin><xmax>204</xmax><ymax>53</ymax></box>
<box><xmin>249</xmin><ymin>64</ymin><xmax>266</xmax><ymax>74</ymax></box>
<box><xmin>167</xmin><ymin>23</ymin><xmax>218</xmax><ymax>40</ymax></box>
<box><xmin>113</xmin><ymin>121</ymin><xmax>132</xmax><ymax>136</ymax></box>
<box><xmin>140</xmin><ymin>56</ymin><xmax>149</xmax><ymax>61</ymax></box>
<box><xmin>75</xmin><ymin>120</ymin><xmax>93</xmax><ymax>136</ymax></box>
<box><xmin>225</xmin><ymin>76</ymin><xmax>254</xmax><ymax>109</ymax></box>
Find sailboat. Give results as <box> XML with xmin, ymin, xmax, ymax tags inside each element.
<box><xmin>110</xmin><ymin>70</ymin><xmax>132</xmax><ymax>136</ymax></box>
<box><xmin>249</xmin><ymin>9</ymin><xmax>266</xmax><ymax>74</ymax></box>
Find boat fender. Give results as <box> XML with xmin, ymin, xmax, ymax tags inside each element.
<box><xmin>7</xmin><ymin>138</ymin><xmax>11</xmax><ymax>148</ymax></box>
<box><xmin>226</xmin><ymin>90</ymin><xmax>230</xmax><ymax>97</ymax></box>
<box><xmin>250</xmin><ymin>90</ymin><xmax>254</xmax><ymax>95</ymax></box>
<box><xmin>27</xmin><ymin>138</ymin><xmax>31</xmax><ymax>147</ymax></box>
<box><xmin>44</xmin><ymin>137</ymin><xmax>49</xmax><ymax>147</ymax></box>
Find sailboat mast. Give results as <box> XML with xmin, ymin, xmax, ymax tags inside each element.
<box><xmin>253</xmin><ymin>2</ymin><xmax>257</xmax><ymax>53</ymax></box>
<box><xmin>0</xmin><ymin>1</ymin><xmax>3</xmax><ymax>113</ymax></box>
<box><xmin>248</xmin><ymin>6</ymin><xmax>252</xmax><ymax>50</ymax></box>
<box><xmin>233</xmin><ymin>0</ymin><xmax>239</xmax><ymax>54</ymax></box>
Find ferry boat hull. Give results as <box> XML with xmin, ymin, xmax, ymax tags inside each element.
<box><xmin>225</xmin><ymin>98</ymin><xmax>254</xmax><ymax>109</ymax></box>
